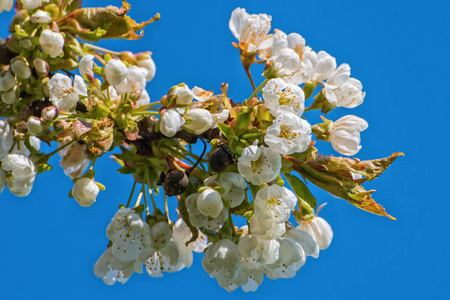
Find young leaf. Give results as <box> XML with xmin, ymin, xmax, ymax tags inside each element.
<box><xmin>284</xmin><ymin>173</ymin><xmax>317</xmax><ymax>209</ymax></box>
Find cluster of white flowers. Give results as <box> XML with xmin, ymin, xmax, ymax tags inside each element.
<box><xmin>159</xmin><ymin>85</ymin><xmax>229</xmax><ymax>137</ymax></box>
<box><xmin>94</xmin><ymin>209</ymin><xmax>208</xmax><ymax>285</ymax></box>
<box><xmin>0</xmin><ymin>1</ymin><xmax>397</xmax><ymax>293</ymax></box>
<box><xmin>230</xmin><ymin>7</ymin><xmax>368</xmax><ymax>157</ymax></box>
<box><xmin>202</xmin><ymin>212</ymin><xmax>332</xmax><ymax>292</ymax></box>
<box><xmin>0</xmin><ymin>120</ymin><xmax>39</xmax><ymax>197</ymax></box>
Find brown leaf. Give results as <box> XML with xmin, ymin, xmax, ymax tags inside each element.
<box><xmin>293</xmin><ymin>161</ymin><xmax>396</xmax><ymax>220</ymax></box>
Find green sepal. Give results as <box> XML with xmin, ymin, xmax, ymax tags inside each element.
<box><xmin>132</xmin><ymin>204</ymin><xmax>145</xmax><ymax>216</ymax></box>
<box><xmin>119</xmin><ymin>203</ymin><xmax>125</xmax><ymax>209</ymax></box>
<box><xmin>95</xmin><ymin>182</ymin><xmax>106</xmax><ymax>191</ymax></box>
<box><xmin>35</xmin><ymin>163</ymin><xmax>52</xmax><ymax>174</ymax></box>
<box><xmin>117</xmin><ymin>166</ymin><xmax>136</xmax><ymax>174</ymax></box>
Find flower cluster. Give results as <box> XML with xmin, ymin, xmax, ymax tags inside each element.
<box><xmin>0</xmin><ymin>1</ymin><xmax>401</xmax><ymax>293</ymax></box>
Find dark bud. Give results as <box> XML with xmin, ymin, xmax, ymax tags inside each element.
<box><xmin>209</xmin><ymin>144</ymin><xmax>235</xmax><ymax>173</ymax></box>
<box><xmin>158</xmin><ymin>169</ymin><xmax>189</xmax><ymax>196</ymax></box>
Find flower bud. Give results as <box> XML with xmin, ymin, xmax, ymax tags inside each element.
<box><xmin>33</xmin><ymin>58</ymin><xmax>49</xmax><ymax>76</ymax></box>
<box><xmin>196</xmin><ymin>188</ymin><xmax>223</xmax><ymax>218</ymax></box>
<box><xmin>21</xmin><ymin>0</ymin><xmax>45</xmax><ymax>10</ymax></box>
<box><xmin>71</xmin><ymin>178</ymin><xmax>100</xmax><ymax>207</ymax></box>
<box><xmin>79</xmin><ymin>55</ymin><xmax>94</xmax><ymax>77</ymax></box>
<box><xmin>105</xmin><ymin>59</ymin><xmax>128</xmax><ymax>86</ymax></box>
<box><xmin>209</xmin><ymin>144</ymin><xmax>234</xmax><ymax>172</ymax></box>
<box><xmin>26</xmin><ymin>117</ymin><xmax>43</xmax><ymax>136</ymax></box>
<box><xmin>0</xmin><ymin>70</ymin><xmax>16</xmax><ymax>92</ymax></box>
<box><xmin>19</xmin><ymin>38</ymin><xmax>33</xmax><ymax>50</ymax></box>
<box><xmin>11</xmin><ymin>57</ymin><xmax>31</xmax><ymax>79</ymax></box>
<box><xmin>42</xmin><ymin>106</ymin><xmax>59</xmax><ymax>121</ymax></box>
<box><xmin>39</xmin><ymin>29</ymin><xmax>64</xmax><ymax>58</ymax></box>
<box><xmin>136</xmin><ymin>52</ymin><xmax>156</xmax><ymax>82</ymax></box>
<box><xmin>1</xmin><ymin>86</ymin><xmax>19</xmax><ymax>104</ymax></box>
<box><xmin>182</xmin><ymin>109</ymin><xmax>212</xmax><ymax>134</ymax></box>
<box><xmin>160</xmin><ymin>169</ymin><xmax>189</xmax><ymax>196</ymax></box>
<box><xmin>168</xmin><ymin>84</ymin><xmax>194</xmax><ymax>106</ymax></box>
<box><xmin>31</xmin><ymin>10</ymin><xmax>51</xmax><ymax>23</ymax></box>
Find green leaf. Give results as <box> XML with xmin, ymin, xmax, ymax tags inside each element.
<box><xmin>284</xmin><ymin>173</ymin><xmax>317</xmax><ymax>209</ymax></box>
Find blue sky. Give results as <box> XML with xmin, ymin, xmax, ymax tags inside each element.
<box><xmin>1</xmin><ymin>0</ymin><xmax>449</xmax><ymax>299</ymax></box>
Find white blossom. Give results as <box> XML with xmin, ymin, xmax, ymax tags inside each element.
<box><xmin>304</xmin><ymin>50</ymin><xmax>337</xmax><ymax>83</ymax></box>
<box><xmin>266</xmin><ymin>32</ymin><xmax>313</xmax><ymax>84</ymax></box>
<box><xmin>204</xmin><ymin>173</ymin><xmax>247</xmax><ymax>208</ymax></box>
<box><xmin>39</xmin><ymin>29</ymin><xmax>64</xmax><ymax>58</ymax></box>
<box><xmin>258</xmin><ymin>29</ymin><xmax>287</xmax><ymax>61</ymax></box>
<box><xmin>202</xmin><ymin>239</ymin><xmax>241</xmax><ymax>284</ymax></box>
<box><xmin>71</xmin><ymin>178</ymin><xmax>99</xmax><ymax>207</ymax></box>
<box><xmin>79</xmin><ymin>55</ymin><xmax>95</xmax><ymax>77</ymax></box>
<box><xmin>185</xmin><ymin>192</ymin><xmax>228</xmax><ymax>230</ymax></box>
<box><xmin>21</xmin><ymin>0</ymin><xmax>46</xmax><ymax>10</ymax></box>
<box><xmin>48</xmin><ymin>73</ymin><xmax>87</xmax><ymax>111</ymax></box>
<box><xmin>229</xmin><ymin>8</ymin><xmax>271</xmax><ymax>53</ymax></box>
<box><xmin>136</xmin><ymin>56</ymin><xmax>156</xmax><ymax>82</ymax></box>
<box><xmin>284</xmin><ymin>227</ymin><xmax>319</xmax><ymax>258</ymax></box>
<box><xmin>105</xmin><ymin>59</ymin><xmax>129</xmax><ymax>86</ymax></box>
<box><xmin>264</xmin><ymin>109</ymin><xmax>311</xmax><ymax>155</ymax></box>
<box><xmin>59</xmin><ymin>143</ymin><xmax>89</xmax><ymax>179</ymax></box>
<box><xmin>139</xmin><ymin>241</ymin><xmax>184</xmax><ymax>277</ymax></box>
<box><xmin>94</xmin><ymin>248</ymin><xmax>142</xmax><ymax>285</ymax></box>
<box><xmin>299</xmin><ymin>216</ymin><xmax>333</xmax><ymax>250</ymax></box>
<box><xmin>262</xmin><ymin>78</ymin><xmax>305</xmax><ymax>117</ymax></box>
<box><xmin>115</xmin><ymin>66</ymin><xmax>147</xmax><ymax>95</ymax></box>
<box><xmin>196</xmin><ymin>188</ymin><xmax>223</xmax><ymax>218</ymax></box>
<box><xmin>106</xmin><ymin>208</ymin><xmax>151</xmax><ymax>262</ymax></box>
<box><xmin>136</xmin><ymin>89</ymin><xmax>150</xmax><ymax>106</ymax></box>
<box><xmin>237</xmin><ymin>143</ymin><xmax>281</xmax><ymax>186</ymax></box>
<box><xmin>237</xmin><ymin>234</ymin><xmax>280</xmax><ymax>269</ymax></box>
<box><xmin>159</xmin><ymin>109</ymin><xmax>185</xmax><ymax>137</ymax></box>
<box><xmin>1</xmin><ymin>154</ymin><xmax>36</xmax><ymax>197</ymax></box>
<box><xmin>172</xmin><ymin>85</ymin><xmax>194</xmax><ymax>106</ymax></box>
<box><xmin>172</xmin><ymin>218</ymin><xmax>208</xmax><ymax>269</ymax></box>
<box><xmin>329</xmin><ymin>115</ymin><xmax>368</xmax><ymax>156</ymax></box>
<box><xmin>150</xmin><ymin>221</ymin><xmax>171</xmax><ymax>251</ymax></box>
<box><xmin>31</xmin><ymin>11</ymin><xmax>51</xmax><ymax>23</ymax></box>
<box><xmin>182</xmin><ymin>108</ymin><xmax>212</xmax><ymax>134</ymax></box>
<box><xmin>249</xmin><ymin>214</ymin><xmax>286</xmax><ymax>240</ymax></box>
<box><xmin>0</xmin><ymin>0</ymin><xmax>13</xmax><ymax>13</ymax></box>
<box><xmin>190</xmin><ymin>86</ymin><xmax>229</xmax><ymax>128</ymax></box>
<box><xmin>253</xmin><ymin>185</ymin><xmax>297</xmax><ymax>224</ymax></box>
<box><xmin>263</xmin><ymin>237</ymin><xmax>306</xmax><ymax>279</ymax></box>
<box><xmin>324</xmin><ymin>64</ymin><xmax>365</xmax><ymax>108</ymax></box>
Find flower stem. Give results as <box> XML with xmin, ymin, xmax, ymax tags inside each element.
<box><xmin>148</xmin><ymin>186</ymin><xmax>158</xmax><ymax>212</ymax></box>
<box><xmin>164</xmin><ymin>192</ymin><xmax>170</xmax><ymax>222</ymax></box>
<box><xmin>83</xmin><ymin>43</ymin><xmax>122</xmax><ymax>56</ymax></box>
<box><xmin>247</xmin><ymin>78</ymin><xmax>269</xmax><ymax>102</ymax></box>
<box><xmin>46</xmin><ymin>140</ymin><xmax>76</xmax><ymax>157</ymax></box>
<box><xmin>142</xmin><ymin>184</ymin><xmax>150</xmax><ymax>215</ymax></box>
<box><xmin>244</xmin><ymin>66</ymin><xmax>256</xmax><ymax>91</ymax></box>
<box><xmin>126</xmin><ymin>180</ymin><xmax>137</xmax><ymax>208</ymax></box>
